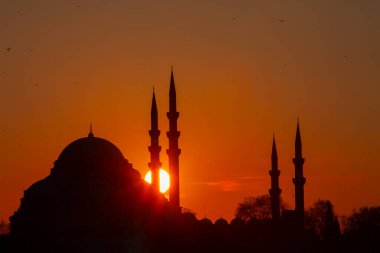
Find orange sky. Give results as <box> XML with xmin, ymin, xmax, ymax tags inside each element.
<box><xmin>0</xmin><ymin>0</ymin><xmax>380</xmax><ymax>222</ymax></box>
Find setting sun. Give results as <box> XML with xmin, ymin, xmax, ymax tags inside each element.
<box><xmin>144</xmin><ymin>169</ymin><xmax>170</xmax><ymax>193</ymax></box>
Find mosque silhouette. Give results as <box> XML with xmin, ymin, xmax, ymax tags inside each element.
<box><xmin>9</xmin><ymin>70</ymin><xmax>316</xmax><ymax>253</ymax></box>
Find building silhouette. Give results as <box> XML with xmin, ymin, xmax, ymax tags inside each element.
<box><xmin>293</xmin><ymin>120</ymin><xmax>306</xmax><ymax>223</ymax></box>
<box><xmin>8</xmin><ymin>69</ymin><xmax>316</xmax><ymax>253</ymax></box>
<box><xmin>9</xmin><ymin>128</ymin><xmax>181</xmax><ymax>252</ymax></box>
<box><xmin>167</xmin><ymin>69</ymin><xmax>181</xmax><ymax>209</ymax></box>
<box><xmin>269</xmin><ymin>136</ymin><xmax>281</xmax><ymax>220</ymax></box>
<box><xmin>271</xmin><ymin>121</ymin><xmax>306</xmax><ymax>225</ymax></box>
<box><xmin>148</xmin><ymin>88</ymin><xmax>162</xmax><ymax>192</ymax></box>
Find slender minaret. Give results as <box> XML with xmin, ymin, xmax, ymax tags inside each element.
<box><xmin>167</xmin><ymin>68</ymin><xmax>181</xmax><ymax>209</ymax></box>
<box><xmin>269</xmin><ymin>135</ymin><xmax>281</xmax><ymax>220</ymax></box>
<box><xmin>148</xmin><ymin>88</ymin><xmax>162</xmax><ymax>192</ymax></box>
<box><xmin>292</xmin><ymin>120</ymin><xmax>306</xmax><ymax>222</ymax></box>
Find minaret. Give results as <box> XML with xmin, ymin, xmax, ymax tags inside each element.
<box><xmin>292</xmin><ymin>120</ymin><xmax>306</xmax><ymax>222</ymax></box>
<box><xmin>269</xmin><ymin>135</ymin><xmax>281</xmax><ymax>220</ymax></box>
<box><xmin>167</xmin><ymin>68</ymin><xmax>181</xmax><ymax>209</ymax></box>
<box><xmin>148</xmin><ymin>88</ymin><xmax>162</xmax><ymax>192</ymax></box>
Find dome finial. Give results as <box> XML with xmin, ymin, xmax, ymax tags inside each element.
<box><xmin>88</xmin><ymin>123</ymin><xmax>94</xmax><ymax>138</ymax></box>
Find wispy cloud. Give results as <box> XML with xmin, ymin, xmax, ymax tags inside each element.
<box><xmin>232</xmin><ymin>176</ymin><xmax>267</xmax><ymax>181</ymax></box>
<box><xmin>189</xmin><ymin>175</ymin><xmax>267</xmax><ymax>192</ymax></box>
<box><xmin>205</xmin><ymin>180</ymin><xmax>239</xmax><ymax>191</ymax></box>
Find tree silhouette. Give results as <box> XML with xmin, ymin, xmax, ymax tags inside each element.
<box><xmin>340</xmin><ymin>206</ymin><xmax>380</xmax><ymax>253</ymax></box>
<box><xmin>305</xmin><ymin>199</ymin><xmax>340</xmax><ymax>239</ymax></box>
<box><xmin>235</xmin><ymin>194</ymin><xmax>288</xmax><ymax>222</ymax></box>
<box><xmin>0</xmin><ymin>221</ymin><xmax>9</xmax><ymax>235</ymax></box>
<box><xmin>342</xmin><ymin>206</ymin><xmax>380</xmax><ymax>235</ymax></box>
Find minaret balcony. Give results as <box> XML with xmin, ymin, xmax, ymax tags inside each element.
<box><xmin>269</xmin><ymin>188</ymin><xmax>282</xmax><ymax>195</ymax></box>
<box><xmin>292</xmin><ymin>177</ymin><xmax>306</xmax><ymax>185</ymax></box>
<box><xmin>292</xmin><ymin>157</ymin><xmax>305</xmax><ymax>165</ymax></box>
<box><xmin>166</xmin><ymin>148</ymin><xmax>181</xmax><ymax>156</ymax></box>
<box><xmin>149</xmin><ymin>130</ymin><xmax>160</xmax><ymax>137</ymax></box>
<box><xmin>166</xmin><ymin>131</ymin><xmax>180</xmax><ymax>138</ymax></box>
<box><xmin>167</xmin><ymin>111</ymin><xmax>179</xmax><ymax>119</ymax></box>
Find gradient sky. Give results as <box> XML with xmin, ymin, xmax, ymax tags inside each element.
<box><xmin>0</xmin><ymin>0</ymin><xmax>379</xmax><ymax>222</ymax></box>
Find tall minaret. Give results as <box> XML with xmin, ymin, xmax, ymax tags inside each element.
<box><xmin>167</xmin><ymin>68</ymin><xmax>181</xmax><ymax>209</ymax></box>
<box><xmin>148</xmin><ymin>88</ymin><xmax>162</xmax><ymax>192</ymax></box>
<box><xmin>292</xmin><ymin>120</ymin><xmax>306</xmax><ymax>222</ymax></box>
<box><xmin>269</xmin><ymin>136</ymin><xmax>281</xmax><ymax>220</ymax></box>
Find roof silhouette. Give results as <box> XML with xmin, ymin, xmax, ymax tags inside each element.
<box><xmin>57</xmin><ymin>135</ymin><xmax>124</xmax><ymax>165</ymax></box>
<box><xmin>10</xmin><ymin>135</ymin><xmax>173</xmax><ymax>253</ymax></box>
<box><xmin>215</xmin><ymin>218</ymin><xmax>229</xmax><ymax>226</ymax></box>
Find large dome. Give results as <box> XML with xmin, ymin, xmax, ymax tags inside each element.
<box><xmin>51</xmin><ymin>133</ymin><xmax>136</xmax><ymax>182</ymax></box>
<box><xmin>57</xmin><ymin>134</ymin><xmax>125</xmax><ymax>163</ymax></box>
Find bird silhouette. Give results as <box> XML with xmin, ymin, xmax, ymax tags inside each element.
<box><xmin>278</xmin><ymin>18</ymin><xmax>285</xmax><ymax>23</ymax></box>
<box><xmin>6</xmin><ymin>48</ymin><xmax>11</xmax><ymax>52</ymax></box>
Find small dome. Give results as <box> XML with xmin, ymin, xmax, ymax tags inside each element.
<box><xmin>182</xmin><ymin>212</ymin><xmax>197</xmax><ymax>223</ymax></box>
<box><xmin>215</xmin><ymin>218</ymin><xmax>229</xmax><ymax>226</ymax></box>
<box><xmin>230</xmin><ymin>217</ymin><xmax>245</xmax><ymax>227</ymax></box>
<box><xmin>199</xmin><ymin>218</ymin><xmax>213</xmax><ymax>226</ymax></box>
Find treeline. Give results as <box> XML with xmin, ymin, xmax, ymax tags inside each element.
<box><xmin>0</xmin><ymin>201</ymin><xmax>379</xmax><ymax>252</ymax></box>
<box><xmin>0</xmin><ymin>221</ymin><xmax>10</xmax><ymax>252</ymax></box>
<box><xmin>235</xmin><ymin>194</ymin><xmax>380</xmax><ymax>252</ymax></box>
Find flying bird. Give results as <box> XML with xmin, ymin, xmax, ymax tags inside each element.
<box><xmin>278</xmin><ymin>18</ymin><xmax>285</xmax><ymax>23</ymax></box>
<box><xmin>6</xmin><ymin>48</ymin><xmax>11</xmax><ymax>52</ymax></box>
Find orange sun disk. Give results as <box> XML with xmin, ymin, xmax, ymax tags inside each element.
<box><xmin>144</xmin><ymin>169</ymin><xmax>170</xmax><ymax>193</ymax></box>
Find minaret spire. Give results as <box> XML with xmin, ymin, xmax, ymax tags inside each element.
<box><xmin>292</xmin><ymin>120</ymin><xmax>306</xmax><ymax>225</ymax></box>
<box><xmin>271</xmin><ymin>134</ymin><xmax>278</xmax><ymax>168</ymax></box>
<box><xmin>169</xmin><ymin>68</ymin><xmax>177</xmax><ymax>112</ymax></box>
<box><xmin>88</xmin><ymin>123</ymin><xmax>94</xmax><ymax>137</ymax></box>
<box><xmin>295</xmin><ymin>118</ymin><xmax>302</xmax><ymax>157</ymax></box>
<box><xmin>269</xmin><ymin>135</ymin><xmax>281</xmax><ymax>220</ymax></box>
<box><xmin>151</xmin><ymin>87</ymin><xmax>158</xmax><ymax>129</ymax></box>
<box><xmin>167</xmin><ymin>68</ymin><xmax>181</xmax><ymax>209</ymax></box>
<box><xmin>148</xmin><ymin>88</ymin><xmax>162</xmax><ymax>192</ymax></box>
